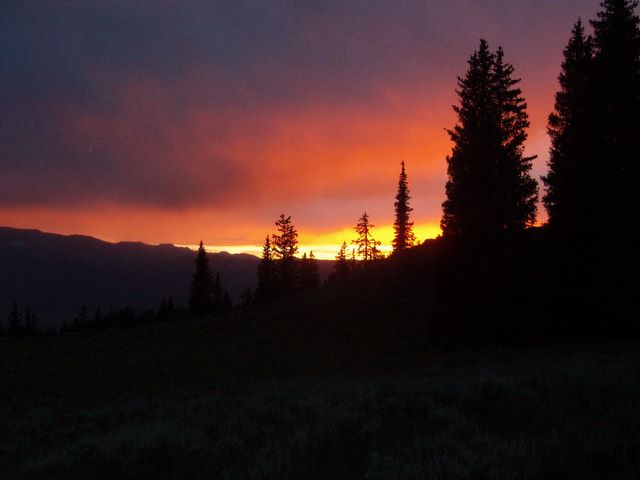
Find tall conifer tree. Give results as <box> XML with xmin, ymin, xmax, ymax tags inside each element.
<box><xmin>543</xmin><ymin>20</ymin><xmax>595</xmax><ymax>234</ymax></box>
<box><xmin>255</xmin><ymin>235</ymin><xmax>275</xmax><ymax>303</ymax></box>
<box><xmin>590</xmin><ymin>0</ymin><xmax>640</xmax><ymax>241</ymax></box>
<box><xmin>441</xmin><ymin>40</ymin><xmax>537</xmax><ymax>238</ymax></box>
<box><xmin>392</xmin><ymin>161</ymin><xmax>416</xmax><ymax>252</ymax></box>
<box><xmin>271</xmin><ymin>214</ymin><xmax>299</xmax><ymax>295</ymax></box>
<box><xmin>188</xmin><ymin>241</ymin><xmax>213</xmax><ymax>316</ymax></box>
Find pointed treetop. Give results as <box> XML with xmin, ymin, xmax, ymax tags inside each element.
<box><xmin>591</xmin><ymin>0</ymin><xmax>640</xmax><ymax>50</ymax></box>
<box><xmin>272</xmin><ymin>214</ymin><xmax>299</xmax><ymax>260</ymax></box>
<box><xmin>352</xmin><ymin>212</ymin><xmax>382</xmax><ymax>261</ymax></box>
<box><xmin>261</xmin><ymin>235</ymin><xmax>272</xmax><ymax>260</ymax></box>
<box><xmin>189</xmin><ymin>240</ymin><xmax>213</xmax><ymax>315</ymax></box>
<box><xmin>442</xmin><ymin>40</ymin><xmax>538</xmax><ymax>237</ymax></box>
<box><xmin>393</xmin><ymin>160</ymin><xmax>415</xmax><ymax>252</ymax></box>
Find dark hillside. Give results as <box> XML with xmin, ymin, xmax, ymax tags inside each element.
<box><xmin>2</xmin><ymin>235</ymin><xmax>640</xmax><ymax>477</ymax></box>
<box><xmin>1</xmin><ymin>244</ymin><xmax>437</xmax><ymax>406</ymax></box>
<box><xmin>0</xmin><ymin>227</ymin><xmax>323</xmax><ymax>327</ymax></box>
<box><xmin>4</xmin><ymin>227</ymin><xmax>634</xmax><ymax>405</ymax></box>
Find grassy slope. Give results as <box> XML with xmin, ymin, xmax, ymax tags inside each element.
<box><xmin>2</xmin><ymin>245</ymin><xmax>639</xmax><ymax>478</ymax></box>
<box><xmin>1</xmin><ymin>246</ymin><xmax>436</xmax><ymax>406</ymax></box>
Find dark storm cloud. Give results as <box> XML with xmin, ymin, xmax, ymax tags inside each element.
<box><xmin>0</xmin><ymin>0</ymin><xmax>600</xmax><ymax>208</ymax></box>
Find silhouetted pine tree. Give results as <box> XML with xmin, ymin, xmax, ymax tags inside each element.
<box><xmin>255</xmin><ymin>236</ymin><xmax>276</xmax><ymax>303</ymax></box>
<box><xmin>271</xmin><ymin>214</ymin><xmax>299</xmax><ymax>295</ymax></box>
<box><xmin>590</xmin><ymin>0</ymin><xmax>640</xmax><ymax>242</ymax></box>
<box><xmin>543</xmin><ymin>20</ymin><xmax>595</xmax><ymax>235</ymax></box>
<box><xmin>189</xmin><ymin>241</ymin><xmax>213</xmax><ymax>316</ymax></box>
<box><xmin>352</xmin><ymin>212</ymin><xmax>382</xmax><ymax>262</ymax></box>
<box><xmin>299</xmin><ymin>251</ymin><xmax>319</xmax><ymax>290</ymax></box>
<box><xmin>392</xmin><ymin>161</ymin><xmax>416</xmax><ymax>253</ymax></box>
<box><xmin>441</xmin><ymin>40</ymin><xmax>537</xmax><ymax>238</ymax></box>
<box><xmin>589</xmin><ymin>0</ymin><xmax>640</xmax><ymax>325</ymax></box>
<box><xmin>329</xmin><ymin>241</ymin><xmax>351</xmax><ymax>281</ymax></box>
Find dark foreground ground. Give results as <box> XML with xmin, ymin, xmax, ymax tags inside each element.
<box><xmin>2</xmin><ymin>311</ymin><xmax>639</xmax><ymax>479</ymax></box>
<box><xmin>2</xmin><ymin>240</ymin><xmax>639</xmax><ymax>478</ymax></box>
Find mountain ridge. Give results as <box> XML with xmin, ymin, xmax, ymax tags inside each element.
<box><xmin>0</xmin><ymin>226</ymin><xmax>264</xmax><ymax>327</ymax></box>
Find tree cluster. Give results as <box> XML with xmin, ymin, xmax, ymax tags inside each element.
<box><xmin>60</xmin><ymin>299</ymin><xmax>186</xmax><ymax>333</ymax></box>
<box><xmin>544</xmin><ymin>0</ymin><xmax>640</xmax><ymax>248</ymax></box>
<box><xmin>541</xmin><ymin>0</ymin><xmax>640</xmax><ymax>325</ymax></box>
<box><xmin>15</xmin><ymin>2</ymin><xmax>638</xmax><ymax>341</ymax></box>
<box><xmin>0</xmin><ymin>296</ymin><xmax>188</xmax><ymax>337</ymax></box>
<box><xmin>0</xmin><ymin>302</ymin><xmax>40</xmax><ymax>337</ymax></box>
<box><xmin>188</xmin><ymin>241</ymin><xmax>233</xmax><ymax>316</ymax></box>
<box><xmin>433</xmin><ymin>1</ymin><xmax>640</xmax><ymax>343</ymax></box>
<box><xmin>255</xmin><ymin>214</ymin><xmax>319</xmax><ymax>303</ymax></box>
<box><xmin>327</xmin><ymin>161</ymin><xmax>417</xmax><ymax>280</ymax></box>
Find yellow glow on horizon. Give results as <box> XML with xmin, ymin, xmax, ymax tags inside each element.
<box><xmin>300</xmin><ymin>223</ymin><xmax>441</xmax><ymax>247</ymax></box>
<box><xmin>180</xmin><ymin>222</ymin><xmax>442</xmax><ymax>260</ymax></box>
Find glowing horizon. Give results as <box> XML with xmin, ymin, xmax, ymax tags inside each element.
<box><xmin>177</xmin><ymin>222</ymin><xmax>442</xmax><ymax>260</ymax></box>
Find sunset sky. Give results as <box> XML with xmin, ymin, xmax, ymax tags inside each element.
<box><xmin>1</xmin><ymin>1</ymin><xmax>603</xmax><ymax>258</ymax></box>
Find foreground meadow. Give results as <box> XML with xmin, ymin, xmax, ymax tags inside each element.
<box><xmin>2</xmin><ymin>329</ymin><xmax>638</xmax><ymax>479</ymax></box>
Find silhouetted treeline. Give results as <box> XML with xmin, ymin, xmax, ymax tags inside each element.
<box><xmin>543</xmin><ymin>1</ymin><xmax>640</xmax><ymax>333</ymax></box>
<box><xmin>7</xmin><ymin>2</ymin><xmax>639</xmax><ymax>348</ymax></box>
<box><xmin>0</xmin><ymin>302</ymin><xmax>47</xmax><ymax>337</ymax></box>
<box><xmin>0</xmin><ymin>298</ymin><xmax>188</xmax><ymax>337</ymax></box>
<box><xmin>431</xmin><ymin>1</ymin><xmax>640</xmax><ymax>344</ymax></box>
<box><xmin>254</xmin><ymin>209</ymin><xmax>395</xmax><ymax>304</ymax></box>
<box><xmin>545</xmin><ymin>1</ymin><xmax>640</xmax><ymax>243</ymax></box>
<box><xmin>58</xmin><ymin>299</ymin><xmax>187</xmax><ymax>333</ymax></box>
<box><xmin>55</xmin><ymin>241</ymin><xmax>237</xmax><ymax>333</ymax></box>
<box><xmin>540</xmin><ymin>1</ymin><xmax>640</xmax><ymax>332</ymax></box>
<box><xmin>247</xmin><ymin>1</ymin><xmax>639</xmax><ymax>344</ymax></box>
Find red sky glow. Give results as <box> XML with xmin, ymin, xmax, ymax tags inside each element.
<box><xmin>0</xmin><ymin>1</ymin><xmax>604</xmax><ymax>257</ymax></box>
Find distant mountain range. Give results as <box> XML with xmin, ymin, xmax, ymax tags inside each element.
<box><xmin>0</xmin><ymin>227</ymin><xmax>329</xmax><ymax>328</ymax></box>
